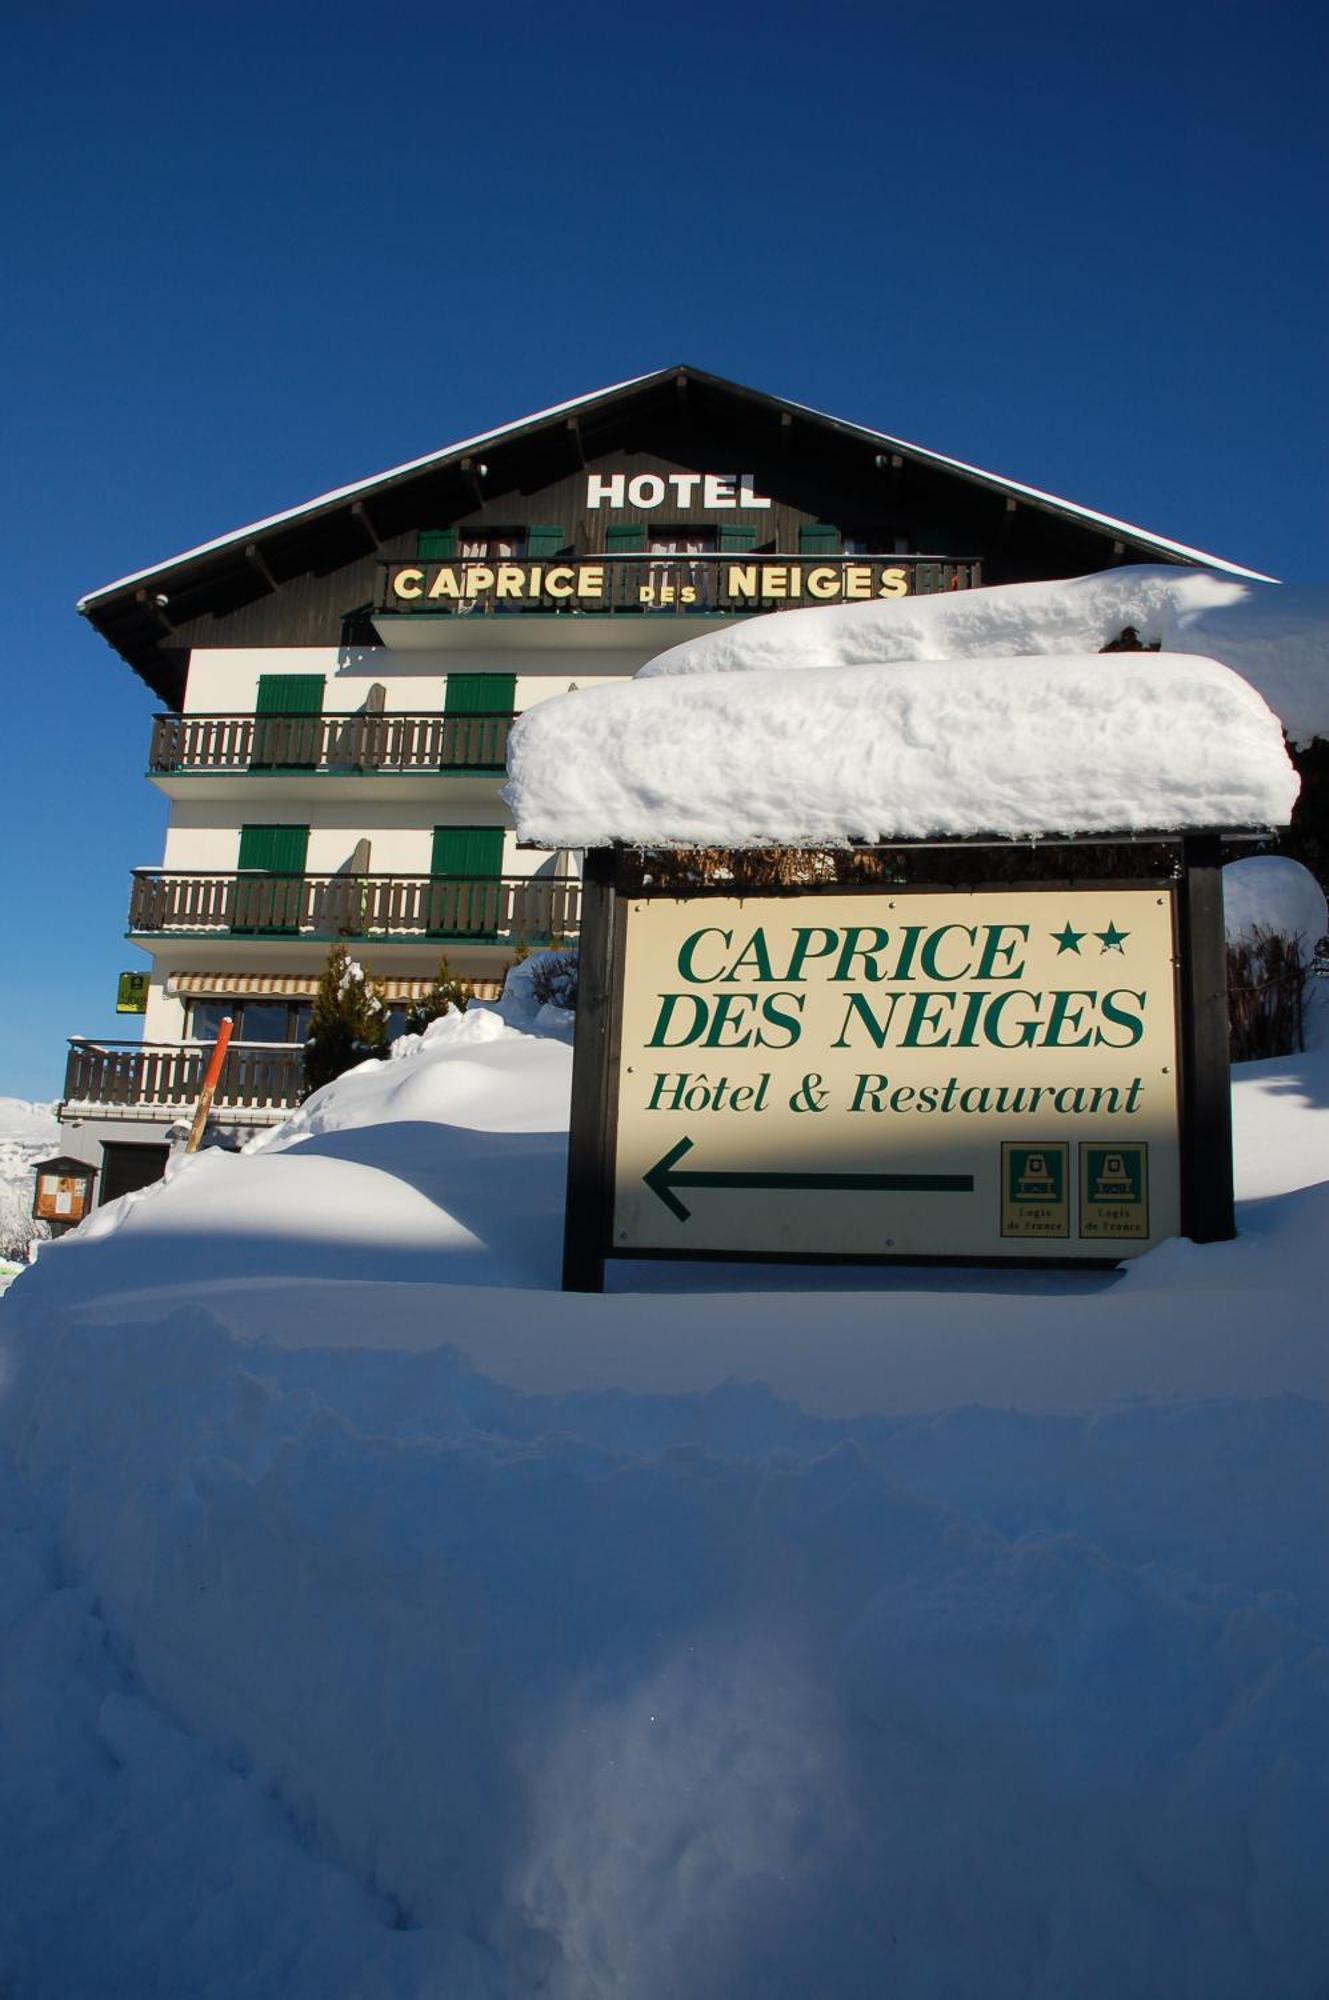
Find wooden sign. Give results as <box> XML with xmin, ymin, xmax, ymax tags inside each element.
<box><xmin>562</xmin><ymin>840</ymin><xmax>1235</xmax><ymax>1289</ymax></box>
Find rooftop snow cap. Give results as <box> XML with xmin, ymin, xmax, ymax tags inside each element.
<box><xmin>505</xmin><ymin>651</ymin><xmax>1299</xmax><ymax>850</ymax></box>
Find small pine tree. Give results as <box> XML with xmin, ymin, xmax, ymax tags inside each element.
<box><xmin>303</xmin><ymin>944</ymin><xmax>389</xmax><ymax>1097</ymax></box>
<box><xmin>403</xmin><ymin>955</ymin><xmax>473</xmax><ymax>1037</ymax></box>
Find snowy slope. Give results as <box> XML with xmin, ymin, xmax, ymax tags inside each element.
<box><xmin>0</xmin><ymin>1097</ymin><xmax>59</xmax><ymax>1266</ymax></box>
<box><xmin>1</xmin><ymin>1003</ymin><xmax>1326</xmax><ymax>1998</ymax></box>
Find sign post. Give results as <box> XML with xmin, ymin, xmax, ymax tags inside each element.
<box><xmin>562</xmin><ymin>841</ymin><xmax>1234</xmax><ymax>1290</ymax></box>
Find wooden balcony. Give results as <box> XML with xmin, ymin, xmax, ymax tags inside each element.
<box><xmin>149</xmin><ymin>711</ymin><xmax>515</xmax><ymax>776</ymax></box>
<box><xmin>376</xmin><ymin>552</ymin><xmax>981</xmax><ymax>618</ymax></box>
<box><xmin>63</xmin><ymin>1040</ymin><xmax>303</xmax><ymax>1118</ymax></box>
<box><xmin>128</xmin><ymin>870</ymin><xmax>581</xmax><ymax>946</ymax></box>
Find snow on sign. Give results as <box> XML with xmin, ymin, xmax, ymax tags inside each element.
<box><xmin>607</xmin><ymin>889</ymin><xmax>1180</xmax><ymax>1262</ymax></box>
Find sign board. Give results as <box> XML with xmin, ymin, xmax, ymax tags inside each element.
<box><xmin>33</xmin><ymin>1160</ymin><xmax>96</xmax><ymax>1226</ymax></box>
<box><xmin>116</xmin><ymin>971</ymin><xmax>149</xmax><ymax>1014</ymax></box>
<box><xmin>608</xmin><ymin>887</ymin><xmax>1181</xmax><ymax>1262</ymax></box>
<box><xmin>386</xmin><ymin>558</ymin><xmax>922</xmax><ymax>610</ymax></box>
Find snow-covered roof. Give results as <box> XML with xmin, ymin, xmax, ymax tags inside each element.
<box><xmin>77</xmin><ymin>366</ymin><xmax>1270</xmax><ymax>612</ymax></box>
<box><xmin>76</xmin><ymin>372</ymin><xmax>659</xmax><ymax>610</ymax></box>
<box><xmin>505</xmin><ymin>653</ymin><xmax>1298</xmax><ymax>849</ymax></box>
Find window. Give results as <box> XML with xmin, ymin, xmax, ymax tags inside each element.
<box><xmin>187</xmin><ymin>998</ymin><xmax>313</xmax><ymax>1044</ymax></box>
<box><xmin>458</xmin><ymin>532</ymin><xmax>526</xmax><ymax>560</ymax></box>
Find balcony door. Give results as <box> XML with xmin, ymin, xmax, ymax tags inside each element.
<box><xmin>250</xmin><ymin>675</ymin><xmax>325</xmax><ymax>770</ymax></box>
<box><xmin>442</xmin><ymin>674</ymin><xmax>516</xmax><ymax>772</ymax></box>
<box><xmin>429</xmin><ymin>825</ymin><xmax>505</xmax><ymax>939</ymax></box>
<box><xmin>234</xmin><ymin>823</ymin><xmax>309</xmax><ymax>934</ymax></box>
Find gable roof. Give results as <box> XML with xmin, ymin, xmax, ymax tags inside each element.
<box><xmin>78</xmin><ymin>365</ymin><xmax>1275</xmax><ymax>698</ymax></box>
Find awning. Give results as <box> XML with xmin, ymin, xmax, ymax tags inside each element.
<box><xmin>168</xmin><ymin>971</ymin><xmax>505</xmax><ymax>1002</ymax></box>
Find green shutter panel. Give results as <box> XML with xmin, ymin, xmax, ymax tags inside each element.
<box><xmin>719</xmin><ymin>525</ymin><xmax>759</xmax><ymax>553</ymax></box>
<box><xmin>234</xmin><ymin>825</ymin><xmax>308</xmax><ymax>935</ymax></box>
<box><xmin>604</xmin><ymin>523</ymin><xmax>644</xmax><ymax>554</ymax></box>
<box><xmin>525</xmin><ymin>524</ymin><xmax>565</xmax><ymax>559</ymax></box>
<box><xmin>431</xmin><ymin>826</ymin><xmax>506</xmax><ymax>877</ymax></box>
<box><xmin>417</xmin><ymin>529</ymin><xmax>457</xmax><ymax>559</ymax></box>
<box><xmin>255</xmin><ymin>675</ymin><xmax>324</xmax><ymax>714</ymax></box>
<box><xmin>444</xmin><ymin>674</ymin><xmax>517</xmax><ymax>716</ymax></box>
<box><xmin>799</xmin><ymin>523</ymin><xmax>840</xmax><ymax>554</ymax></box>
<box><xmin>238</xmin><ymin>825</ymin><xmax>309</xmax><ymax>873</ymax></box>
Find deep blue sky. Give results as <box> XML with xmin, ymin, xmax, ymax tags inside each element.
<box><xmin>2</xmin><ymin>0</ymin><xmax>1324</xmax><ymax>1099</ymax></box>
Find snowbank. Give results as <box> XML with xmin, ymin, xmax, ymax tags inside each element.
<box><xmin>507</xmin><ymin>652</ymin><xmax>1297</xmax><ymax>848</ymax></box>
<box><xmin>638</xmin><ymin>567</ymin><xmax>1329</xmax><ymax>749</ymax></box>
<box><xmin>1223</xmin><ymin>855</ymin><xmax>1328</xmax><ymax>949</ymax></box>
<box><xmin>3</xmin><ymin>1017</ymin><xmax>1328</xmax><ymax>1996</ymax></box>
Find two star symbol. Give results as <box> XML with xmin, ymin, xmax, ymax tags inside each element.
<box><xmin>1051</xmin><ymin>920</ymin><xmax>1129</xmax><ymax>955</ymax></box>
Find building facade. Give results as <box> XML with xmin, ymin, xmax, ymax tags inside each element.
<box><xmin>64</xmin><ymin>366</ymin><xmax>1260</xmax><ymax>1200</ymax></box>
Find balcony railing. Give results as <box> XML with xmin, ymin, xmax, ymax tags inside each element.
<box><xmin>64</xmin><ymin>1040</ymin><xmax>303</xmax><ymax>1116</ymax></box>
<box><xmin>377</xmin><ymin>553</ymin><xmax>981</xmax><ymax>617</ymax></box>
<box><xmin>149</xmin><ymin>711</ymin><xmax>516</xmax><ymax>776</ymax></box>
<box><xmin>128</xmin><ymin>871</ymin><xmax>581</xmax><ymax>945</ymax></box>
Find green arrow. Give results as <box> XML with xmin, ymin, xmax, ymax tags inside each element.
<box><xmin>643</xmin><ymin>1136</ymin><xmax>975</xmax><ymax>1223</ymax></box>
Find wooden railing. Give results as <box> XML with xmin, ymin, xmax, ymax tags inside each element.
<box><xmin>149</xmin><ymin>711</ymin><xmax>516</xmax><ymax>775</ymax></box>
<box><xmin>128</xmin><ymin>871</ymin><xmax>581</xmax><ymax>944</ymax></box>
<box><xmin>377</xmin><ymin>553</ymin><xmax>981</xmax><ymax>617</ymax></box>
<box><xmin>63</xmin><ymin>1040</ymin><xmax>303</xmax><ymax>1115</ymax></box>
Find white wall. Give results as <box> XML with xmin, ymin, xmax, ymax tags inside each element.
<box><xmin>182</xmin><ymin>644</ymin><xmax>642</xmax><ymax>715</ymax></box>
<box><xmin>159</xmin><ymin>799</ymin><xmax>538</xmax><ymax>878</ymax></box>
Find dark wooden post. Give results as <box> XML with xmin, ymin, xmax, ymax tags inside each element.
<box><xmin>562</xmin><ymin>847</ymin><xmax>619</xmax><ymax>1291</ymax></box>
<box><xmin>1177</xmin><ymin>834</ymin><xmax>1236</xmax><ymax>1242</ymax></box>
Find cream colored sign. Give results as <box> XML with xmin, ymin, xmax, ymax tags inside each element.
<box><xmin>611</xmin><ymin>888</ymin><xmax>1180</xmax><ymax>1260</ymax></box>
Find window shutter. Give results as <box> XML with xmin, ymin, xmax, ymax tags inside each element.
<box><xmin>255</xmin><ymin>675</ymin><xmax>324</xmax><ymax>715</ymax></box>
<box><xmin>431</xmin><ymin>826</ymin><xmax>506</xmax><ymax>878</ymax></box>
<box><xmin>798</xmin><ymin>523</ymin><xmax>840</xmax><ymax>555</ymax></box>
<box><xmin>719</xmin><ymin>525</ymin><xmax>759</xmax><ymax>554</ymax></box>
<box><xmin>238</xmin><ymin>825</ymin><xmax>309</xmax><ymax>874</ymax></box>
<box><xmin>604</xmin><ymin>523</ymin><xmax>644</xmax><ymax>554</ymax></box>
<box><xmin>444</xmin><ymin>674</ymin><xmax>517</xmax><ymax>716</ymax></box>
<box><xmin>525</xmin><ymin>524</ymin><xmax>565</xmax><ymax>559</ymax></box>
<box><xmin>417</xmin><ymin>529</ymin><xmax>457</xmax><ymax>559</ymax></box>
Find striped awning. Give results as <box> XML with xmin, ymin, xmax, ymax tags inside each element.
<box><xmin>168</xmin><ymin>971</ymin><xmax>505</xmax><ymax>1002</ymax></box>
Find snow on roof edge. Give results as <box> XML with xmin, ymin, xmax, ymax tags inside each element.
<box><xmin>776</xmin><ymin>391</ymin><xmax>1276</xmax><ymax>584</ymax></box>
<box><xmin>77</xmin><ymin>368</ymin><xmax>1275</xmax><ymax>611</ymax></box>
<box><xmin>76</xmin><ymin>370</ymin><xmax>663</xmax><ymax>611</ymax></box>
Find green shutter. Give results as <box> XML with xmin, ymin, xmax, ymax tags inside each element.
<box><xmin>255</xmin><ymin>675</ymin><xmax>324</xmax><ymax>715</ymax></box>
<box><xmin>431</xmin><ymin>826</ymin><xmax>505</xmax><ymax>878</ymax></box>
<box><xmin>526</xmin><ymin>524</ymin><xmax>565</xmax><ymax>559</ymax></box>
<box><xmin>238</xmin><ymin>824</ymin><xmax>309</xmax><ymax>874</ymax></box>
<box><xmin>719</xmin><ymin>525</ymin><xmax>759</xmax><ymax>553</ymax></box>
<box><xmin>444</xmin><ymin>673</ymin><xmax>517</xmax><ymax>716</ymax></box>
<box><xmin>799</xmin><ymin>523</ymin><xmax>840</xmax><ymax>555</ymax></box>
<box><xmin>604</xmin><ymin>523</ymin><xmax>644</xmax><ymax>554</ymax></box>
<box><xmin>417</xmin><ymin>529</ymin><xmax>457</xmax><ymax>559</ymax></box>
<box><xmin>235</xmin><ymin>825</ymin><xmax>308</xmax><ymax>935</ymax></box>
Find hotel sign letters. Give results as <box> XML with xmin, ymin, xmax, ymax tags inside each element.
<box><xmin>609</xmin><ymin>888</ymin><xmax>1181</xmax><ymax>1261</ymax></box>
<box><xmin>387</xmin><ymin>558</ymin><xmax>919</xmax><ymax>608</ymax></box>
<box><xmin>585</xmin><ymin>471</ymin><xmax>771</xmax><ymax>510</ymax></box>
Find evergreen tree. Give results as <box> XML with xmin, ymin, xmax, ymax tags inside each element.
<box><xmin>403</xmin><ymin>956</ymin><xmax>473</xmax><ymax>1036</ymax></box>
<box><xmin>302</xmin><ymin>945</ymin><xmax>389</xmax><ymax>1097</ymax></box>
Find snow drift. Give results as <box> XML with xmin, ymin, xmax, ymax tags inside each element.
<box><xmin>507</xmin><ymin>652</ymin><xmax>1297</xmax><ymax>849</ymax></box>
<box><xmin>638</xmin><ymin>566</ymin><xmax>1329</xmax><ymax>750</ymax></box>
<box><xmin>1</xmin><ymin>993</ymin><xmax>1328</xmax><ymax>1996</ymax></box>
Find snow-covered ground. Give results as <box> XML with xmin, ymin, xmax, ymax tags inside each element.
<box><xmin>1</xmin><ymin>986</ymin><xmax>1327</xmax><ymax>1999</ymax></box>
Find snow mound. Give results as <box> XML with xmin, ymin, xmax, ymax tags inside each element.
<box><xmin>638</xmin><ymin>567</ymin><xmax>1329</xmax><ymax>749</ymax></box>
<box><xmin>507</xmin><ymin>652</ymin><xmax>1297</xmax><ymax>848</ymax></box>
<box><xmin>1223</xmin><ymin>855</ymin><xmax>1328</xmax><ymax>949</ymax></box>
